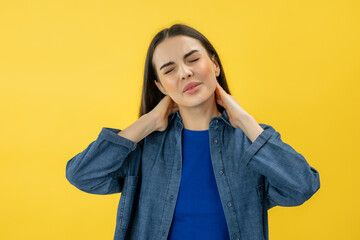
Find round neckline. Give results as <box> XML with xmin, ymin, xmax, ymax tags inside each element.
<box><xmin>183</xmin><ymin>128</ymin><xmax>209</xmax><ymax>138</ymax></box>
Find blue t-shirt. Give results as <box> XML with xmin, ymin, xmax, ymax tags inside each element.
<box><xmin>168</xmin><ymin>128</ymin><xmax>230</xmax><ymax>240</ymax></box>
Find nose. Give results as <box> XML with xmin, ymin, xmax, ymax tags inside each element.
<box><xmin>179</xmin><ymin>63</ymin><xmax>193</xmax><ymax>80</ymax></box>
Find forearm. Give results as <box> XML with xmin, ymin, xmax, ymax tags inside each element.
<box><xmin>118</xmin><ymin>113</ymin><xmax>157</xmax><ymax>143</ymax></box>
<box><xmin>235</xmin><ymin>111</ymin><xmax>264</xmax><ymax>143</ymax></box>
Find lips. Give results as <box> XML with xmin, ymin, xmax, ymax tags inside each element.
<box><xmin>183</xmin><ymin>82</ymin><xmax>202</xmax><ymax>92</ymax></box>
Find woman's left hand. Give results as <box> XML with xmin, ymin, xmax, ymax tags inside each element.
<box><xmin>215</xmin><ymin>81</ymin><xmax>253</xmax><ymax>129</ymax></box>
<box><xmin>215</xmin><ymin>81</ymin><xmax>264</xmax><ymax>142</ymax></box>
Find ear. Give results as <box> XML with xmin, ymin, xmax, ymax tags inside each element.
<box><xmin>211</xmin><ymin>54</ymin><xmax>220</xmax><ymax>77</ymax></box>
<box><xmin>154</xmin><ymin>79</ymin><xmax>167</xmax><ymax>95</ymax></box>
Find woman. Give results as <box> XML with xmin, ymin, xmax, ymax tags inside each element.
<box><xmin>66</xmin><ymin>24</ymin><xmax>320</xmax><ymax>240</ymax></box>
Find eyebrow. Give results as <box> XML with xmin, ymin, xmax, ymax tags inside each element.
<box><xmin>159</xmin><ymin>49</ymin><xmax>200</xmax><ymax>71</ymax></box>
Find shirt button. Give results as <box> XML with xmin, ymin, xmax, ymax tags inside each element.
<box><xmin>162</xmin><ymin>231</ymin><xmax>166</xmax><ymax>236</ymax></box>
<box><xmin>170</xmin><ymin>195</ymin><xmax>174</xmax><ymax>201</ymax></box>
<box><xmin>227</xmin><ymin>202</ymin><xmax>233</xmax><ymax>207</ymax></box>
<box><xmin>214</xmin><ymin>139</ymin><xmax>218</xmax><ymax>144</ymax></box>
<box><xmin>219</xmin><ymin>170</ymin><xmax>224</xmax><ymax>175</ymax></box>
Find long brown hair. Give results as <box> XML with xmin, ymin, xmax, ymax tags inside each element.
<box><xmin>139</xmin><ymin>23</ymin><xmax>231</xmax><ymax>118</ymax></box>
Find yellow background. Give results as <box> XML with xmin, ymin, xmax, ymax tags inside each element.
<box><xmin>1</xmin><ymin>0</ymin><xmax>359</xmax><ymax>239</ymax></box>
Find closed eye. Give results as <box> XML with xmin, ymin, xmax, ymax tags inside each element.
<box><xmin>165</xmin><ymin>69</ymin><xmax>173</xmax><ymax>74</ymax></box>
<box><xmin>164</xmin><ymin>58</ymin><xmax>199</xmax><ymax>75</ymax></box>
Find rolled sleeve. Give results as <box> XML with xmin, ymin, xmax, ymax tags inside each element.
<box><xmin>239</xmin><ymin>127</ymin><xmax>274</xmax><ymax>166</ymax></box>
<box><xmin>65</xmin><ymin>127</ymin><xmax>142</xmax><ymax>195</ymax></box>
<box><xmin>239</xmin><ymin>124</ymin><xmax>320</xmax><ymax>208</ymax></box>
<box><xmin>99</xmin><ymin>127</ymin><xmax>137</xmax><ymax>151</ymax></box>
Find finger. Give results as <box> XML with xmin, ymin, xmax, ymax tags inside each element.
<box><xmin>215</xmin><ymin>81</ymin><xmax>220</xmax><ymax>91</ymax></box>
<box><xmin>216</xmin><ymin>82</ymin><xmax>225</xmax><ymax>93</ymax></box>
<box><xmin>162</xmin><ymin>95</ymin><xmax>170</xmax><ymax>103</ymax></box>
<box><xmin>216</xmin><ymin>101</ymin><xmax>224</xmax><ymax>108</ymax></box>
<box><xmin>216</xmin><ymin>81</ymin><xmax>222</xmax><ymax>90</ymax></box>
<box><xmin>215</xmin><ymin>82</ymin><xmax>225</xmax><ymax>96</ymax></box>
<box><xmin>215</xmin><ymin>87</ymin><xmax>221</xmax><ymax>97</ymax></box>
<box><xmin>172</xmin><ymin>102</ymin><xmax>179</xmax><ymax>109</ymax></box>
<box><xmin>216</xmin><ymin>98</ymin><xmax>225</xmax><ymax>107</ymax></box>
<box><xmin>172</xmin><ymin>101</ymin><xmax>178</xmax><ymax>108</ymax></box>
<box><xmin>171</xmin><ymin>106</ymin><xmax>179</xmax><ymax>113</ymax></box>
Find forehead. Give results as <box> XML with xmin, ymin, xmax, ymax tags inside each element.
<box><xmin>152</xmin><ymin>35</ymin><xmax>205</xmax><ymax>68</ymax></box>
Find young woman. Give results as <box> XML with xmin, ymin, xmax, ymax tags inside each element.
<box><xmin>66</xmin><ymin>24</ymin><xmax>320</xmax><ymax>240</ymax></box>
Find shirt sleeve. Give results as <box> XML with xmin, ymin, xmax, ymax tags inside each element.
<box><xmin>239</xmin><ymin>123</ymin><xmax>321</xmax><ymax>209</ymax></box>
<box><xmin>65</xmin><ymin>127</ymin><xmax>143</xmax><ymax>195</ymax></box>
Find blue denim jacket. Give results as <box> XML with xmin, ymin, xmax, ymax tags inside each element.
<box><xmin>66</xmin><ymin>110</ymin><xmax>320</xmax><ymax>240</ymax></box>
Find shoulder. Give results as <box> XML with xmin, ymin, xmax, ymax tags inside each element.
<box><xmin>226</xmin><ymin>123</ymin><xmax>275</xmax><ymax>134</ymax></box>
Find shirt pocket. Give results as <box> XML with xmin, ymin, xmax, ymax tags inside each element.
<box><xmin>116</xmin><ymin>175</ymin><xmax>140</xmax><ymax>231</ymax></box>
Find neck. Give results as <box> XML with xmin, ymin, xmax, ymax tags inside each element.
<box><xmin>178</xmin><ymin>93</ymin><xmax>221</xmax><ymax>130</ymax></box>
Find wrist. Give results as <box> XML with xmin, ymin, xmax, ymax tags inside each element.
<box><xmin>234</xmin><ymin>111</ymin><xmax>253</xmax><ymax>129</ymax></box>
<box><xmin>235</xmin><ymin>113</ymin><xmax>264</xmax><ymax>142</ymax></box>
<box><xmin>142</xmin><ymin>112</ymin><xmax>159</xmax><ymax>132</ymax></box>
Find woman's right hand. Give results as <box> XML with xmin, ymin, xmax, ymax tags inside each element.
<box><xmin>149</xmin><ymin>95</ymin><xmax>179</xmax><ymax>132</ymax></box>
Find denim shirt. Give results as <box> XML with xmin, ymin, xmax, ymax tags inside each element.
<box><xmin>65</xmin><ymin>110</ymin><xmax>320</xmax><ymax>240</ymax></box>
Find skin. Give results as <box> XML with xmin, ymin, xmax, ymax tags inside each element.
<box><xmin>152</xmin><ymin>35</ymin><xmax>221</xmax><ymax>130</ymax></box>
<box><xmin>151</xmin><ymin>35</ymin><xmax>264</xmax><ymax>141</ymax></box>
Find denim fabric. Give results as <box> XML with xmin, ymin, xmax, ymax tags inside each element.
<box><xmin>65</xmin><ymin>110</ymin><xmax>320</xmax><ymax>240</ymax></box>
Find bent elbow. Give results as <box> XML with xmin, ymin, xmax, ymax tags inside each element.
<box><xmin>65</xmin><ymin>161</ymin><xmax>123</xmax><ymax>195</ymax></box>
<box><xmin>295</xmin><ymin>169</ymin><xmax>321</xmax><ymax>205</ymax></box>
<box><xmin>65</xmin><ymin>159</ymin><xmax>87</xmax><ymax>191</ymax></box>
<box><xmin>267</xmin><ymin>167</ymin><xmax>321</xmax><ymax>207</ymax></box>
<box><xmin>65</xmin><ymin>165</ymin><xmax>81</xmax><ymax>191</ymax></box>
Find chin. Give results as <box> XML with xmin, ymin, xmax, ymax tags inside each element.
<box><xmin>184</xmin><ymin>98</ymin><xmax>214</xmax><ymax>108</ymax></box>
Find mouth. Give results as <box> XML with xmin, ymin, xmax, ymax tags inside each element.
<box><xmin>183</xmin><ymin>83</ymin><xmax>202</xmax><ymax>94</ymax></box>
<box><xmin>183</xmin><ymin>82</ymin><xmax>202</xmax><ymax>93</ymax></box>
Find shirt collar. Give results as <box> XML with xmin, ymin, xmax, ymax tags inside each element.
<box><xmin>168</xmin><ymin>108</ymin><xmax>233</xmax><ymax>128</ymax></box>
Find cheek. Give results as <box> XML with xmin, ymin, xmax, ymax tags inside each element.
<box><xmin>162</xmin><ymin>80</ymin><xmax>176</xmax><ymax>92</ymax></box>
<box><xmin>195</xmin><ymin>60</ymin><xmax>213</xmax><ymax>78</ymax></box>
<box><xmin>195</xmin><ymin>60</ymin><xmax>217</xmax><ymax>91</ymax></box>
<box><xmin>160</xmin><ymin>80</ymin><xmax>180</xmax><ymax>99</ymax></box>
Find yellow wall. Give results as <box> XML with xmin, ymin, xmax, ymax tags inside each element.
<box><xmin>1</xmin><ymin>0</ymin><xmax>359</xmax><ymax>239</ymax></box>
